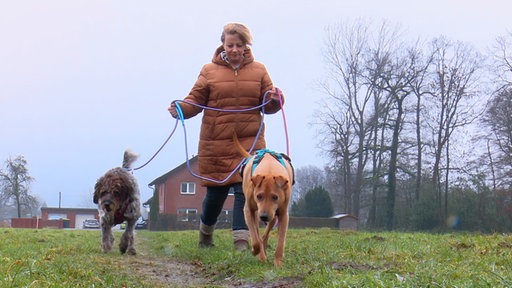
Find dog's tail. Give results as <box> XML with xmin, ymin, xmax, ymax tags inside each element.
<box><xmin>122</xmin><ymin>149</ymin><xmax>139</xmax><ymax>169</ymax></box>
<box><xmin>232</xmin><ymin>132</ymin><xmax>251</xmax><ymax>158</ymax></box>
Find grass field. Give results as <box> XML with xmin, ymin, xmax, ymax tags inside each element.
<box><xmin>1</xmin><ymin>228</ymin><xmax>511</xmax><ymax>287</ymax></box>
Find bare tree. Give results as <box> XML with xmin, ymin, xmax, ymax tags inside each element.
<box><xmin>0</xmin><ymin>155</ymin><xmax>37</xmax><ymax>218</ymax></box>
<box><xmin>366</xmin><ymin>86</ymin><xmax>391</xmax><ymax>227</ymax></box>
<box><xmin>317</xmin><ymin>20</ymin><xmax>405</xmax><ymax>218</ymax></box>
<box><xmin>409</xmin><ymin>41</ymin><xmax>435</xmax><ymax>202</ymax></box>
<box><xmin>481</xmin><ymin>32</ymin><xmax>512</xmax><ymax>188</ymax></box>
<box><xmin>492</xmin><ymin>31</ymin><xmax>512</xmax><ymax>90</ymax></box>
<box><xmin>426</xmin><ymin>37</ymin><xmax>482</xmax><ymax>220</ymax></box>
<box><xmin>365</xmin><ymin>24</ymin><xmax>397</xmax><ymax>227</ymax></box>
<box><xmin>377</xmin><ymin>42</ymin><xmax>427</xmax><ymax>230</ymax></box>
<box><xmin>316</xmin><ymin>107</ymin><xmax>354</xmax><ymax>213</ymax></box>
<box><xmin>470</xmin><ymin>31</ymin><xmax>512</xmax><ymax>192</ymax></box>
<box><xmin>482</xmin><ymin>87</ymin><xmax>512</xmax><ymax>186</ymax></box>
<box><xmin>317</xmin><ymin>20</ymin><xmax>370</xmax><ymax>217</ymax></box>
<box><xmin>317</xmin><ymin>20</ymin><xmax>428</xmax><ymax>228</ymax></box>
<box><xmin>292</xmin><ymin>165</ymin><xmax>326</xmax><ymax>204</ymax></box>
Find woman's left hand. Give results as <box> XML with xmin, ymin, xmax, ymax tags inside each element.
<box><xmin>268</xmin><ymin>87</ymin><xmax>283</xmax><ymax>103</ymax></box>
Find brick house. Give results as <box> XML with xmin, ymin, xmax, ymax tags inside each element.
<box><xmin>148</xmin><ymin>156</ymin><xmax>235</xmax><ymax>230</ymax></box>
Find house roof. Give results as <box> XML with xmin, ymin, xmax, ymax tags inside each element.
<box><xmin>142</xmin><ymin>197</ymin><xmax>152</xmax><ymax>207</ymax></box>
<box><xmin>147</xmin><ymin>155</ymin><xmax>198</xmax><ymax>186</ymax></box>
<box><xmin>41</xmin><ymin>207</ymin><xmax>98</xmax><ymax>213</ymax></box>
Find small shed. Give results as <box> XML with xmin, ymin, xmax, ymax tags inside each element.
<box><xmin>330</xmin><ymin>214</ymin><xmax>359</xmax><ymax>230</ymax></box>
<box><xmin>41</xmin><ymin>207</ymin><xmax>99</xmax><ymax>229</ymax></box>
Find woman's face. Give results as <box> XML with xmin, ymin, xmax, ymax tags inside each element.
<box><xmin>223</xmin><ymin>33</ymin><xmax>245</xmax><ymax>65</ymax></box>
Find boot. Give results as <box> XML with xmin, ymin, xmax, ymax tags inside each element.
<box><xmin>198</xmin><ymin>221</ymin><xmax>215</xmax><ymax>248</ymax></box>
<box><xmin>233</xmin><ymin>229</ymin><xmax>250</xmax><ymax>251</ymax></box>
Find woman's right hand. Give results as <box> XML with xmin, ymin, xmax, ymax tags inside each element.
<box><xmin>168</xmin><ymin>102</ymin><xmax>178</xmax><ymax>118</ymax></box>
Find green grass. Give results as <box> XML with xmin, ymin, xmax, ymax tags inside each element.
<box><xmin>1</xmin><ymin>228</ymin><xmax>511</xmax><ymax>287</ymax></box>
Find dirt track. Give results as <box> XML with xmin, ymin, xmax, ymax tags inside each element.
<box><xmin>123</xmin><ymin>235</ymin><xmax>303</xmax><ymax>288</ymax></box>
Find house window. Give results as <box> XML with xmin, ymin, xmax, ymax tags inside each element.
<box><xmin>218</xmin><ymin>209</ymin><xmax>232</xmax><ymax>223</ymax></box>
<box><xmin>177</xmin><ymin>208</ymin><xmax>198</xmax><ymax>222</ymax></box>
<box><xmin>48</xmin><ymin>214</ymin><xmax>67</xmax><ymax>220</ymax></box>
<box><xmin>180</xmin><ymin>182</ymin><xmax>196</xmax><ymax>194</ymax></box>
<box><xmin>158</xmin><ymin>185</ymin><xmax>165</xmax><ymax>214</ymax></box>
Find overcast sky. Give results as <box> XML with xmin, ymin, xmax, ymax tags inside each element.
<box><xmin>1</xmin><ymin>0</ymin><xmax>510</xmax><ymax>209</ymax></box>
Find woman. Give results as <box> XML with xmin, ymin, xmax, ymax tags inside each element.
<box><xmin>168</xmin><ymin>23</ymin><xmax>284</xmax><ymax>250</ymax></box>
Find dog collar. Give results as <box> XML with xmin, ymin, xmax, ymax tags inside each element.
<box><xmin>114</xmin><ymin>198</ymin><xmax>133</xmax><ymax>225</ymax></box>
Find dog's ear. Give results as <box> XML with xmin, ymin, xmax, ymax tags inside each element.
<box><xmin>251</xmin><ymin>175</ymin><xmax>266</xmax><ymax>187</ymax></box>
<box><xmin>93</xmin><ymin>181</ymin><xmax>101</xmax><ymax>204</ymax></box>
<box><xmin>93</xmin><ymin>191</ymin><xmax>99</xmax><ymax>204</ymax></box>
<box><xmin>273</xmin><ymin>176</ymin><xmax>289</xmax><ymax>190</ymax></box>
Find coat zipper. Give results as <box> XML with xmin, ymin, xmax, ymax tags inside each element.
<box><xmin>234</xmin><ymin>67</ymin><xmax>240</xmax><ymax>128</ymax></box>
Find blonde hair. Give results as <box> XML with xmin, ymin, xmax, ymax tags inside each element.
<box><xmin>221</xmin><ymin>23</ymin><xmax>253</xmax><ymax>45</ymax></box>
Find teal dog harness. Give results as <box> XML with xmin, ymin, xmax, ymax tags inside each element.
<box><xmin>241</xmin><ymin>149</ymin><xmax>295</xmax><ymax>184</ymax></box>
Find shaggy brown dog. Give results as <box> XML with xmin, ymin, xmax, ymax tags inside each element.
<box><xmin>93</xmin><ymin>150</ymin><xmax>141</xmax><ymax>255</ymax></box>
<box><xmin>233</xmin><ymin>135</ymin><xmax>294</xmax><ymax>267</ymax></box>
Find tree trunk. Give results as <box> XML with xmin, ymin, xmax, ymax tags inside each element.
<box><xmin>386</xmin><ymin>101</ymin><xmax>403</xmax><ymax>230</ymax></box>
<box><xmin>415</xmin><ymin>94</ymin><xmax>422</xmax><ymax>201</ymax></box>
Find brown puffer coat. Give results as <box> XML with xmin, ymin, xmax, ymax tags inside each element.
<box><xmin>177</xmin><ymin>45</ymin><xmax>284</xmax><ymax>186</ymax></box>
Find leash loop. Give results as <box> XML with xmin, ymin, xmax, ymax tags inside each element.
<box><xmin>133</xmin><ymin>89</ymin><xmax>290</xmax><ymax>184</ymax></box>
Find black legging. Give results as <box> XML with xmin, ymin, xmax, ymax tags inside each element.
<box><xmin>200</xmin><ymin>183</ymin><xmax>248</xmax><ymax>231</ymax></box>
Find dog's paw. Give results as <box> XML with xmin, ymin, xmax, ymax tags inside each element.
<box><xmin>120</xmin><ymin>242</ymin><xmax>137</xmax><ymax>255</ymax></box>
<box><xmin>251</xmin><ymin>244</ymin><xmax>261</xmax><ymax>256</ymax></box>
<box><xmin>256</xmin><ymin>247</ymin><xmax>267</xmax><ymax>262</ymax></box>
<box><xmin>274</xmin><ymin>258</ymin><xmax>283</xmax><ymax>267</ymax></box>
<box><xmin>125</xmin><ymin>247</ymin><xmax>137</xmax><ymax>255</ymax></box>
<box><xmin>102</xmin><ymin>243</ymin><xmax>113</xmax><ymax>253</ymax></box>
<box><xmin>257</xmin><ymin>253</ymin><xmax>268</xmax><ymax>262</ymax></box>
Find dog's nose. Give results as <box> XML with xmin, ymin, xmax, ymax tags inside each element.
<box><xmin>103</xmin><ymin>200</ymin><xmax>112</xmax><ymax>212</ymax></box>
<box><xmin>260</xmin><ymin>213</ymin><xmax>269</xmax><ymax>223</ymax></box>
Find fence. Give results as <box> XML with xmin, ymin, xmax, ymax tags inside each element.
<box><xmin>10</xmin><ymin>217</ymin><xmax>70</xmax><ymax>229</ymax></box>
<box><xmin>149</xmin><ymin>215</ymin><xmax>358</xmax><ymax>231</ymax></box>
